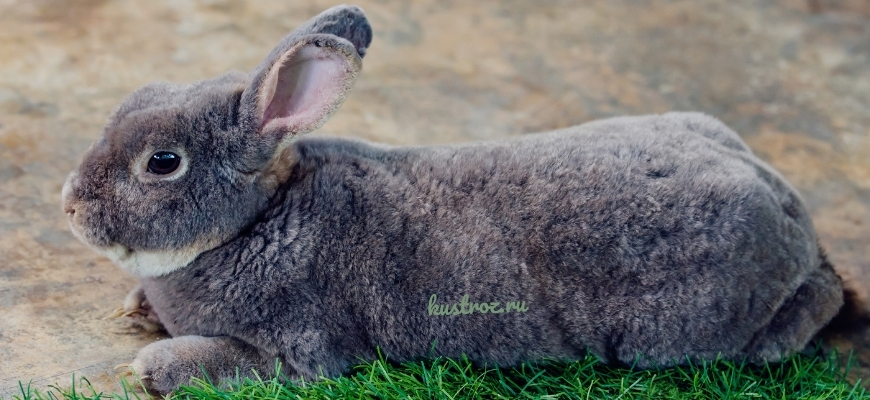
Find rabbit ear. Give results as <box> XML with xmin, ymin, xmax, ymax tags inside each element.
<box><xmin>291</xmin><ymin>5</ymin><xmax>373</xmax><ymax>59</ymax></box>
<box><xmin>241</xmin><ymin>34</ymin><xmax>362</xmax><ymax>137</ymax></box>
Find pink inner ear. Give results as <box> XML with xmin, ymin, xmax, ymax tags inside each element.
<box><xmin>259</xmin><ymin>45</ymin><xmax>350</xmax><ymax>134</ymax></box>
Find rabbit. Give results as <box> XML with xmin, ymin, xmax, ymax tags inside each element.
<box><xmin>61</xmin><ymin>4</ymin><xmax>861</xmax><ymax>395</ymax></box>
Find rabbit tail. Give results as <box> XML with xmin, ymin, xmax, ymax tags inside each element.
<box><xmin>816</xmin><ymin>247</ymin><xmax>870</xmax><ymax>339</ymax></box>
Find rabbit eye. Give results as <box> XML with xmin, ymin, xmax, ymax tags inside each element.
<box><xmin>148</xmin><ymin>151</ymin><xmax>181</xmax><ymax>175</ymax></box>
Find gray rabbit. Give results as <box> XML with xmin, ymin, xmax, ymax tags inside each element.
<box><xmin>62</xmin><ymin>4</ymin><xmax>860</xmax><ymax>395</ymax></box>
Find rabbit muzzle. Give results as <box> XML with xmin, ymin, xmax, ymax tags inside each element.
<box><xmin>62</xmin><ymin>168</ymin><xmax>207</xmax><ymax>277</ymax></box>
<box><xmin>62</xmin><ymin>169</ymin><xmax>105</xmax><ymax>246</ymax></box>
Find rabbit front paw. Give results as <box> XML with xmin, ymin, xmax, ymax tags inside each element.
<box><xmin>105</xmin><ymin>284</ymin><xmax>164</xmax><ymax>333</ymax></box>
<box><xmin>123</xmin><ymin>335</ymin><xmax>274</xmax><ymax>395</ymax></box>
<box><xmin>125</xmin><ymin>338</ymin><xmax>193</xmax><ymax>395</ymax></box>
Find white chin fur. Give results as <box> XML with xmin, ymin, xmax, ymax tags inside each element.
<box><xmin>97</xmin><ymin>243</ymin><xmax>203</xmax><ymax>277</ymax></box>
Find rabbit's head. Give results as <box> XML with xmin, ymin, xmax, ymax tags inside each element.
<box><xmin>62</xmin><ymin>6</ymin><xmax>371</xmax><ymax>277</ymax></box>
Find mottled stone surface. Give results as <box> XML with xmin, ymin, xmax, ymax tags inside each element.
<box><xmin>0</xmin><ymin>0</ymin><xmax>868</xmax><ymax>396</ymax></box>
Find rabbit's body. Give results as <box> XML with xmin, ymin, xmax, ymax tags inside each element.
<box><xmin>61</xmin><ymin>5</ymin><xmax>849</xmax><ymax>395</ymax></box>
<box><xmin>140</xmin><ymin>112</ymin><xmax>841</xmax><ymax>379</ymax></box>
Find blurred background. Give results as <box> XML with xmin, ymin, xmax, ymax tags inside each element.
<box><xmin>0</xmin><ymin>0</ymin><xmax>868</xmax><ymax>395</ymax></box>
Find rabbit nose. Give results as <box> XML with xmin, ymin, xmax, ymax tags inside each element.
<box><xmin>61</xmin><ymin>171</ymin><xmax>79</xmax><ymax>215</ymax></box>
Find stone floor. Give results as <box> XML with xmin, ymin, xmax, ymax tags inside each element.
<box><xmin>0</xmin><ymin>0</ymin><xmax>868</xmax><ymax>397</ymax></box>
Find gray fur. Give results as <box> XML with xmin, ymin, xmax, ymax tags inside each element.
<box><xmin>62</xmin><ymin>5</ymin><xmax>845</xmax><ymax>395</ymax></box>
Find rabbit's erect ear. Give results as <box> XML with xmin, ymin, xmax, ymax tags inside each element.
<box><xmin>240</xmin><ymin>34</ymin><xmax>362</xmax><ymax>137</ymax></box>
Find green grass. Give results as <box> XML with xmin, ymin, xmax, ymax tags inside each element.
<box><xmin>9</xmin><ymin>351</ymin><xmax>868</xmax><ymax>400</ymax></box>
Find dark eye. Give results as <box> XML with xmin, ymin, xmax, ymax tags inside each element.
<box><xmin>147</xmin><ymin>151</ymin><xmax>181</xmax><ymax>175</ymax></box>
